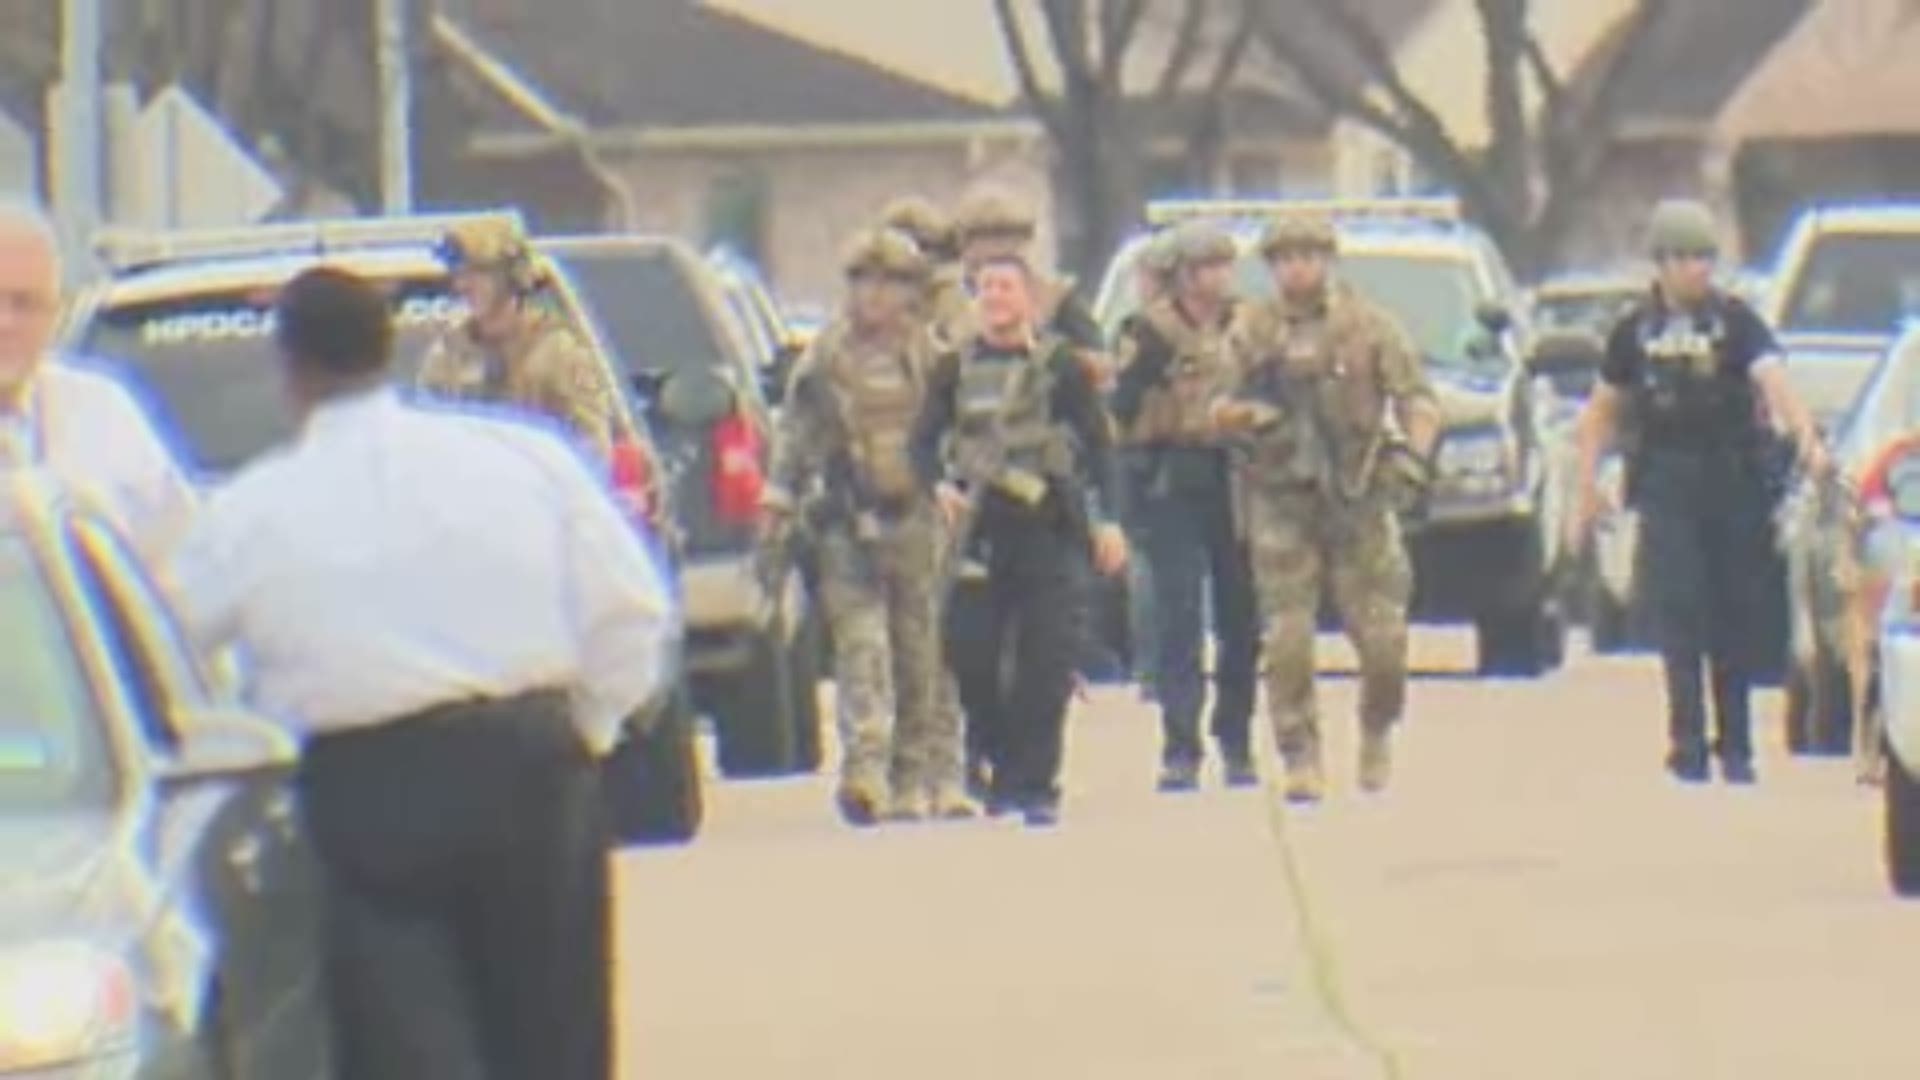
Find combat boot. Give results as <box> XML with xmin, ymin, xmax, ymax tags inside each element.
<box><xmin>1156</xmin><ymin>758</ymin><xmax>1201</xmax><ymax>793</ymax></box>
<box><xmin>1358</xmin><ymin>731</ymin><xmax>1393</xmax><ymax>794</ymax></box>
<box><xmin>929</xmin><ymin>784</ymin><xmax>979</xmax><ymax>820</ymax></box>
<box><xmin>1282</xmin><ymin>755</ymin><xmax>1325</xmax><ymax>804</ymax></box>
<box><xmin>886</xmin><ymin>788</ymin><xmax>931</xmax><ymax>822</ymax></box>
<box><xmin>835</xmin><ymin>781</ymin><xmax>885</xmax><ymax>827</ymax></box>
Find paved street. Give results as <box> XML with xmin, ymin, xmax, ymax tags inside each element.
<box><xmin>614</xmin><ymin>634</ymin><xmax>1919</xmax><ymax>1079</ymax></box>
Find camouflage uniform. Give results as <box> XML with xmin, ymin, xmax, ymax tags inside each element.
<box><xmin>416</xmin><ymin>219</ymin><xmax>617</xmax><ymax>464</ymax></box>
<box><xmin>764</xmin><ymin>229</ymin><xmax>969</xmax><ymax>824</ymax></box>
<box><xmin>1225</xmin><ymin>214</ymin><xmax>1438</xmax><ymax>801</ymax></box>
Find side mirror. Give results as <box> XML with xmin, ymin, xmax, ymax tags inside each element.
<box><xmin>155</xmin><ymin>708</ymin><xmax>297</xmax><ymax>792</ymax></box>
<box><xmin>1475</xmin><ymin>301</ymin><xmax>1513</xmax><ymax>335</ymax></box>
<box><xmin>658</xmin><ymin>366</ymin><xmax>738</xmax><ymax>428</ymax></box>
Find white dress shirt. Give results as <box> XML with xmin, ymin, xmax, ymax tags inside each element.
<box><xmin>3</xmin><ymin>362</ymin><xmax>198</xmax><ymax>565</ymax></box>
<box><xmin>168</xmin><ymin>386</ymin><xmax>672</xmax><ymax>754</ymax></box>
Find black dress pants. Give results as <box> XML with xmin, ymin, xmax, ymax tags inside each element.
<box><xmin>297</xmin><ymin>691</ymin><xmax>611</xmax><ymax>1080</ymax></box>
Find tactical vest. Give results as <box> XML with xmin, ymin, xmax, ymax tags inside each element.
<box><xmin>1239</xmin><ymin>285</ymin><xmax>1391</xmax><ymax>499</ymax></box>
<box><xmin>1625</xmin><ymin>298</ymin><xmax>1756</xmax><ymax>454</ymax></box>
<box><xmin>1126</xmin><ymin>298</ymin><xmax>1236</xmax><ymax>446</ymax></box>
<box><xmin>949</xmin><ymin>340</ymin><xmax>1073</xmax><ymax>492</ymax></box>
<box><xmin>818</xmin><ymin>323</ymin><xmax>926</xmax><ymax>503</ymax></box>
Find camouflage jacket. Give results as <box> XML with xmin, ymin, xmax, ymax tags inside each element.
<box><xmin>767</xmin><ymin>316</ymin><xmax>935</xmax><ymax>522</ymax></box>
<box><xmin>416</xmin><ymin>306</ymin><xmax>616</xmax><ymax>463</ymax></box>
<box><xmin>1226</xmin><ymin>280</ymin><xmax>1435</xmax><ymax>500</ymax></box>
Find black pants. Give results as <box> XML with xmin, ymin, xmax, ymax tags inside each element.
<box><xmin>298</xmin><ymin>692</ymin><xmax>611</xmax><ymax>1080</ymax></box>
<box><xmin>1136</xmin><ymin>463</ymin><xmax>1258</xmax><ymax>766</ymax></box>
<box><xmin>1634</xmin><ymin>451</ymin><xmax>1772</xmax><ymax>765</ymax></box>
<box><xmin>947</xmin><ymin>497</ymin><xmax>1091</xmax><ymax>807</ymax></box>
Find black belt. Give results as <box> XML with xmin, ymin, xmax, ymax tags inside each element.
<box><xmin>304</xmin><ymin>687</ymin><xmax>570</xmax><ymax>755</ymax></box>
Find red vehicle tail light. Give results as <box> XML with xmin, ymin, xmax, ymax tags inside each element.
<box><xmin>709</xmin><ymin>410</ymin><xmax>764</xmax><ymax>524</ymax></box>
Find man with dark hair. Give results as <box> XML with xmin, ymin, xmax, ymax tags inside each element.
<box><xmin>170</xmin><ymin>266</ymin><xmax>671</xmax><ymax>1079</ymax></box>
<box><xmin>912</xmin><ymin>252</ymin><xmax>1128</xmax><ymax>826</ymax></box>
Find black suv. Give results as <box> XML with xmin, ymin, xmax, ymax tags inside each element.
<box><xmin>539</xmin><ymin>235</ymin><xmax>826</xmax><ymax>778</ymax></box>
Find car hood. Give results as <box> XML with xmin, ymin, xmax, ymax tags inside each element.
<box><xmin>0</xmin><ymin>811</ymin><xmax>131</xmax><ymax>927</ymax></box>
<box><xmin>1429</xmin><ymin>365</ymin><xmax>1512</xmax><ymax>428</ymax></box>
<box><xmin>1779</xmin><ymin>331</ymin><xmax>1891</xmax><ymax>431</ymax></box>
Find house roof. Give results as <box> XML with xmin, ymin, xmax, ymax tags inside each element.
<box><xmin>1715</xmin><ymin>0</ymin><xmax>1920</xmax><ymax>142</ymax></box>
<box><xmin>449</xmin><ymin>0</ymin><xmax>1013</xmax><ymax>134</ymax></box>
<box><xmin>1575</xmin><ymin>0</ymin><xmax>1812</xmax><ymax>135</ymax></box>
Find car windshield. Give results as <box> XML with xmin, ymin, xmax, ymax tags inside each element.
<box><xmin>0</xmin><ymin>534</ymin><xmax>116</xmax><ymax>812</ymax></box>
<box><xmin>544</xmin><ymin>246</ymin><xmax>751</xmax><ymax>377</ymax></box>
<box><xmin>74</xmin><ymin>277</ymin><xmax>465</xmax><ymax>474</ymax></box>
<box><xmin>1104</xmin><ymin>246</ymin><xmax>1495</xmax><ymax>371</ymax></box>
<box><xmin>1535</xmin><ymin>288</ymin><xmax>1638</xmax><ymax>334</ymax></box>
<box><xmin>1779</xmin><ymin>232</ymin><xmax>1920</xmax><ymax>336</ymax></box>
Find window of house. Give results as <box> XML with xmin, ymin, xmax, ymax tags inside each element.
<box><xmin>704</xmin><ymin>170</ymin><xmax>769</xmax><ymax>269</ymax></box>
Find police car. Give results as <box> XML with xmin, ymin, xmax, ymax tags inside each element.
<box><xmin>1766</xmin><ymin>202</ymin><xmax>1920</xmax><ymax>430</ymax></box>
<box><xmin>1866</xmin><ymin>406</ymin><xmax>1920</xmax><ymax>895</ymax></box>
<box><xmin>58</xmin><ymin>213</ymin><xmax>703</xmax><ymax>845</ymax></box>
<box><xmin>1095</xmin><ymin>198</ymin><xmax>1569</xmax><ymax>676</ymax></box>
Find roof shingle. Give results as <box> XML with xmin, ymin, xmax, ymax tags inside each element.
<box><xmin>451</xmin><ymin>0</ymin><xmax>1011</xmax><ymax>131</ymax></box>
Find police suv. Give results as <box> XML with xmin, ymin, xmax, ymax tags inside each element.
<box><xmin>1095</xmin><ymin>198</ymin><xmax>1569</xmax><ymax>676</ymax></box>
<box><xmin>59</xmin><ymin>212</ymin><xmax>704</xmax><ymax>844</ymax></box>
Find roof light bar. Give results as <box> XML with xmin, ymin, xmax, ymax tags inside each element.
<box><xmin>1143</xmin><ymin>197</ymin><xmax>1462</xmax><ymax>228</ymax></box>
<box><xmin>91</xmin><ymin>209</ymin><xmax>528</xmax><ymax>273</ymax></box>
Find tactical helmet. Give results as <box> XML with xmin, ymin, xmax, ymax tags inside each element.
<box><xmin>1168</xmin><ymin>221</ymin><xmax>1238</xmax><ymax>269</ymax></box>
<box><xmin>1137</xmin><ymin>230</ymin><xmax>1180</xmax><ymax>279</ymax></box>
<box><xmin>953</xmin><ymin>187</ymin><xmax>1037</xmax><ymax>242</ymax></box>
<box><xmin>1646</xmin><ymin>199</ymin><xmax>1719</xmax><ymax>256</ymax></box>
<box><xmin>436</xmin><ymin>216</ymin><xmax>543</xmax><ymax>292</ymax></box>
<box><xmin>841</xmin><ymin>227</ymin><xmax>928</xmax><ymax>280</ymax></box>
<box><xmin>1259</xmin><ymin>213</ymin><xmax>1338</xmax><ymax>258</ymax></box>
<box><xmin>879</xmin><ymin>196</ymin><xmax>957</xmax><ymax>257</ymax></box>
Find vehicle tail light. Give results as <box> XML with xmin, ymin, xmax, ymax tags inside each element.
<box><xmin>1854</xmin><ymin>433</ymin><xmax>1920</xmax><ymax>619</ymax></box>
<box><xmin>709</xmin><ymin>410</ymin><xmax>764</xmax><ymax>524</ymax></box>
<box><xmin>610</xmin><ymin>438</ymin><xmax>656</xmax><ymax>523</ymax></box>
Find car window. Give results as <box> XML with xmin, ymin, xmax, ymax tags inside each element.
<box><xmin>72</xmin><ymin>277</ymin><xmax>466</xmax><ymax>474</ymax></box>
<box><xmin>1535</xmin><ymin>291</ymin><xmax>1637</xmax><ymax>334</ymax></box>
<box><xmin>1779</xmin><ymin>232</ymin><xmax>1920</xmax><ymax>336</ymax></box>
<box><xmin>0</xmin><ymin>533</ymin><xmax>117</xmax><ymax>811</ymax></box>
<box><xmin>544</xmin><ymin>246</ymin><xmax>756</xmax><ymax>381</ymax></box>
<box><xmin>1836</xmin><ymin>339</ymin><xmax>1920</xmax><ymax>466</ymax></box>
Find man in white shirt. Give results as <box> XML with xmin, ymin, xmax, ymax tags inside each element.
<box><xmin>170</xmin><ymin>266</ymin><xmax>672</xmax><ymax>1080</ymax></box>
<box><xmin>0</xmin><ymin>200</ymin><xmax>195</xmax><ymax>562</ymax></box>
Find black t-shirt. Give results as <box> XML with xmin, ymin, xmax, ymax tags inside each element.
<box><xmin>1600</xmin><ymin>288</ymin><xmax>1780</xmax><ymax>388</ymax></box>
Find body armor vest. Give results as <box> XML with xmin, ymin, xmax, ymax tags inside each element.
<box><xmin>818</xmin><ymin>322</ymin><xmax>927</xmax><ymax>503</ymax></box>
<box><xmin>1240</xmin><ymin>285</ymin><xmax>1391</xmax><ymax>499</ymax></box>
<box><xmin>949</xmin><ymin>342</ymin><xmax>1072</xmax><ymax>494</ymax></box>
<box><xmin>1627</xmin><ymin>300</ymin><xmax>1755</xmax><ymax>454</ymax></box>
<box><xmin>1127</xmin><ymin>298</ymin><xmax>1236</xmax><ymax>446</ymax></box>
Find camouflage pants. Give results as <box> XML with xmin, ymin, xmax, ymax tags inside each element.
<box><xmin>1243</xmin><ymin>488</ymin><xmax>1412</xmax><ymax>759</ymax></box>
<box><xmin>815</xmin><ymin>506</ymin><xmax>948</xmax><ymax>795</ymax></box>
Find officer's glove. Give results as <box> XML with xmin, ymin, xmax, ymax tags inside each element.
<box><xmin>1379</xmin><ymin>441</ymin><xmax>1435</xmax><ymax>522</ymax></box>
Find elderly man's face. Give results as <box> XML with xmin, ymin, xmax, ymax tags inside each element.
<box><xmin>0</xmin><ymin>220</ymin><xmax>59</xmax><ymax>396</ymax></box>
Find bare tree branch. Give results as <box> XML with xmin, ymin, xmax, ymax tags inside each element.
<box><xmin>1098</xmin><ymin>0</ymin><xmax>1151</xmax><ymax>91</ymax></box>
<box><xmin>993</xmin><ymin>0</ymin><xmax>1069</xmax><ymax>137</ymax></box>
<box><xmin>1152</xmin><ymin>0</ymin><xmax>1210</xmax><ymax>104</ymax></box>
<box><xmin>1521</xmin><ymin>33</ymin><xmax>1565</xmax><ymax>114</ymax></box>
<box><xmin>1249</xmin><ymin>2</ymin><xmax>1509</xmax><ymax>242</ymax></box>
<box><xmin>1039</xmin><ymin>0</ymin><xmax>1095</xmax><ymax>86</ymax></box>
<box><xmin>1199</xmin><ymin>0</ymin><xmax>1255</xmax><ymax>101</ymax></box>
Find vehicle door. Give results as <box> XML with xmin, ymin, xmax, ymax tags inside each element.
<box><xmin>66</xmin><ymin>513</ymin><xmax>324</xmax><ymax>1076</ymax></box>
